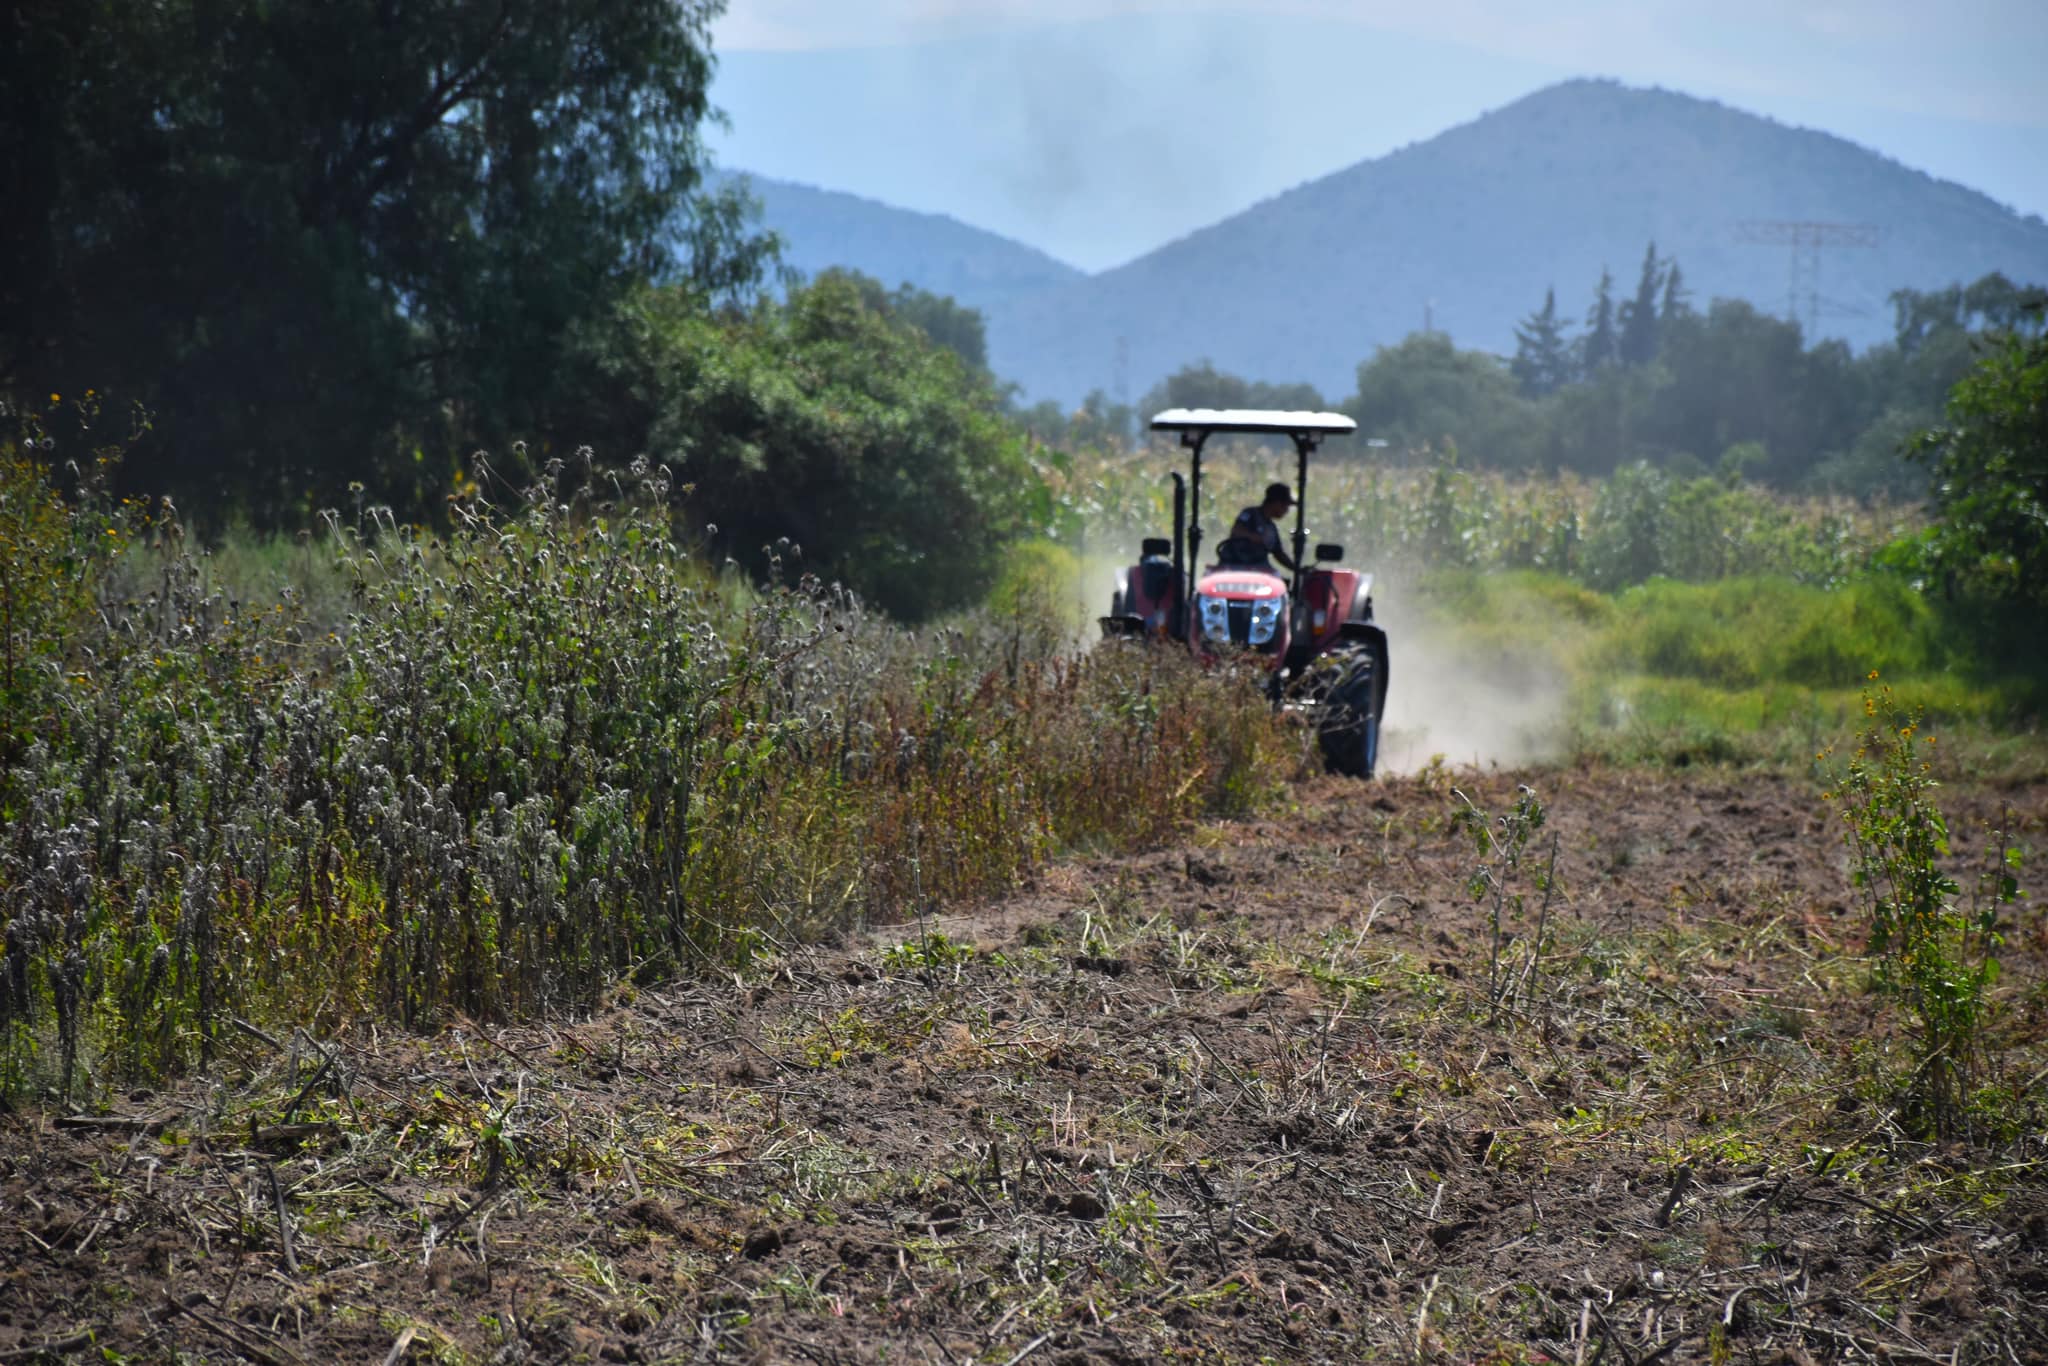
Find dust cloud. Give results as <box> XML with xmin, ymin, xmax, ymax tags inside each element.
<box><xmin>1371</xmin><ymin>583</ymin><xmax>1572</xmax><ymax>774</ymax></box>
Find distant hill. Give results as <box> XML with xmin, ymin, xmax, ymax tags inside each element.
<box><xmin>994</xmin><ymin>80</ymin><xmax>2048</xmax><ymax>403</ymax></box>
<box><xmin>723</xmin><ymin>80</ymin><xmax>2048</xmax><ymax>405</ymax></box>
<box><xmin>711</xmin><ymin>171</ymin><xmax>1084</xmax><ymax>320</ymax></box>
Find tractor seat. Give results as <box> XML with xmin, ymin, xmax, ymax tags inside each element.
<box><xmin>1214</xmin><ymin>537</ymin><xmax>1272</xmax><ymax>569</ymax></box>
<box><xmin>1135</xmin><ymin>559</ymin><xmax>1181</xmax><ymax>608</ymax></box>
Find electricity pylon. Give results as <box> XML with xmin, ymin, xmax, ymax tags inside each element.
<box><xmin>1733</xmin><ymin>221</ymin><xmax>1881</xmax><ymax>337</ymax></box>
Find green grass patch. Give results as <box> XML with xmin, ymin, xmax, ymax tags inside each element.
<box><xmin>1417</xmin><ymin>568</ymin><xmax>2044</xmax><ymax>771</ymax></box>
<box><xmin>1606</xmin><ymin>574</ymin><xmax>1939</xmax><ymax>688</ymax></box>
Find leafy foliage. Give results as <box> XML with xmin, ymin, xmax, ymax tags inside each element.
<box><xmin>1575</xmin><ymin>461</ymin><xmax>1871</xmax><ymax>591</ymax></box>
<box><xmin>1581</xmin><ymin>267</ymin><xmax>1620</xmax><ymax>373</ymax></box>
<box><xmin>560</xmin><ymin>273</ymin><xmax>1038</xmax><ymax>619</ymax></box>
<box><xmin>1</xmin><ymin>0</ymin><xmax>757</xmax><ymax>519</ymax></box>
<box><xmin>1892</xmin><ymin>274</ymin><xmax>2048</xmax><ymax>358</ymax></box>
<box><xmin>1911</xmin><ymin>315</ymin><xmax>2048</xmax><ymax>606</ymax></box>
<box><xmin>0</xmin><ymin>394</ymin><xmax>151</xmax><ymax>765</ymax></box>
<box><xmin>827</xmin><ymin>271</ymin><xmax>993</xmax><ymax>374</ymax></box>
<box><xmin>1017</xmin><ymin>390</ymin><xmax>1138</xmax><ymax>452</ymax></box>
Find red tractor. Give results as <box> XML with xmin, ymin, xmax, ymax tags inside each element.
<box><xmin>1100</xmin><ymin>409</ymin><xmax>1389</xmax><ymax>777</ymax></box>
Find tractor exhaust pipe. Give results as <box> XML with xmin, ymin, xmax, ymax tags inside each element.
<box><xmin>1170</xmin><ymin>472</ymin><xmax>1187</xmax><ymax>636</ymax></box>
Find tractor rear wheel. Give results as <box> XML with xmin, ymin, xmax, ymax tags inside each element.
<box><xmin>1317</xmin><ymin>647</ymin><xmax>1382</xmax><ymax>778</ymax></box>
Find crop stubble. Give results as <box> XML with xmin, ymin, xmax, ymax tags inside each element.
<box><xmin>1</xmin><ymin>766</ymin><xmax>2044</xmax><ymax>1364</ymax></box>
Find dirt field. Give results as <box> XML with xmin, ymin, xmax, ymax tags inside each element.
<box><xmin>4</xmin><ymin>765</ymin><xmax>2045</xmax><ymax>1364</ymax></box>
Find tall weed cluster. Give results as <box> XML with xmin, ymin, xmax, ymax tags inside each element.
<box><xmin>1828</xmin><ymin>679</ymin><xmax>2017</xmax><ymax>1135</ymax></box>
<box><xmin>0</xmin><ymin>452</ymin><xmax>1288</xmax><ymax>1094</ymax></box>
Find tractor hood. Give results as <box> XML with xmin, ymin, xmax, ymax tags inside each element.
<box><xmin>1195</xmin><ymin>569</ymin><xmax>1287</xmax><ymax>601</ymax></box>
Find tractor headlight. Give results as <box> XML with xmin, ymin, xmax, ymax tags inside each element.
<box><xmin>1249</xmin><ymin>599</ymin><xmax>1281</xmax><ymax>645</ymax></box>
<box><xmin>1198</xmin><ymin>594</ymin><xmax>1230</xmax><ymax>639</ymax></box>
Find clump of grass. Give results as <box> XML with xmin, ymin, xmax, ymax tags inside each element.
<box><xmin>0</xmin><ymin>448</ymin><xmax>1289</xmax><ymax>1095</ymax></box>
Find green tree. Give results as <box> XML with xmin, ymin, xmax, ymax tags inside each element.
<box><xmin>1015</xmin><ymin>390</ymin><xmax>1135</xmax><ymax>450</ymax></box>
<box><xmin>1511</xmin><ymin>288</ymin><xmax>1575</xmax><ymax>397</ymax></box>
<box><xmin>560</xmin><ymin>273</ymin><xmax>1038</xmax><ymax>619</ymax></box>
<box><xmin>1892</xmin><ymin>273</ymin><xmax>2048</xmax><ymax>358</ymax></box>
<box><xmin>826</xmin><ymin>270</ymin><xmax>991</xmax><ymax>374</ymax></box>
<box><xmin>1660</xmin><ymin>261</ymin><xmax>1693</xmax><ymax>326</ymax></box>
<box><xmin>1347</xmin><ymin>333</ymin><xmax>1541</xmax><ymax>466</ymax></box>
<box><xmin>1544</xmin><ymin>364</ymin><xmax>1666</xmax><ymax>476</ymax></box>
<box><xmin>1141</xmin><ymin>360</ymin><xmax>1251</xmax><ymax>416</ymax></box>
<box><xmin>1581</xmin><ymin>268</ymin><xmax>1620</xmax><ymax>373</ymax></box>
<box><xmin>2</xmin><ymin>0</ymin><xmax>758</xmax><ymax>521</ymax></box>
<box><xmin>1138</xmin><ymin>361</ymin><xmax>1326</xmax><ymax>418</ymax></box>
<box><xmin>1068</xmin><ymin>390</ymin><xmax>1136</xmax><ymax>448</ymax></box>
<box><xmin>1618</xmin><ymin>243</ymin><xmax>1664</xmax><ymax>367</ymax></box>
<box><xmin>1244</xmin><ymin>379</ymin><xmax>1330</xmax><ymax>411</ymax></box>
<box><xmin>1912</xmin><ymin>312</ymin><xmax>2048</xmax><ymax>605</ymax></box>
<box><xmin>679</xmin><ymin>177</ymin><xmax>789</xmax><ymax>310</ymax></box>
<box><xmin>1648</xmin><ymin>300</ymin><xmax>1819</xmax><ymax>481</ymax></box>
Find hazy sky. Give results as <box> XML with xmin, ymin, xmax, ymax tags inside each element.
<box><xmin>706</xmin><ymin>0</ymin><xmax>2048</xmax><ymax>271</ymax></box>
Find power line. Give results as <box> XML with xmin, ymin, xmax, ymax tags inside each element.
<box><xmin>1732</xmin><ymin>221</ymin><xmax>1881</xmax><ymax>338</ymax></box>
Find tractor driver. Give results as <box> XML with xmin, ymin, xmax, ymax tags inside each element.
<box><xmin>1225</xmin><ymin>482</ymin><xmax>1299</xmax><ymax>573</ymax></box>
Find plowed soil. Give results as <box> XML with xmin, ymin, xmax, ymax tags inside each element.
<box><xmin>4</xmin><ymin>766</ymin><xmax>2046</xmax><ymax>1364</ymax></box>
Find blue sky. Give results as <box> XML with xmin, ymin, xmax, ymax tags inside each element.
<box><xmin>706</xmin><ymin>0</ymin><xmax>2048</xmax><ymax>271</ymax></box>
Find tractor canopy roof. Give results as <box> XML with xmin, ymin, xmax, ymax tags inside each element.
<box><xmin>1149</xmin><ymin>409</ymin><xmax>1356</xmax><ymax>439</ymax></box>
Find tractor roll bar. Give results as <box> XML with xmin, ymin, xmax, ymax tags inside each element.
<box><xmin>1148</xmin><ymin>409</ymin><xmax>1357</xmax><ymax>598</ymax></box>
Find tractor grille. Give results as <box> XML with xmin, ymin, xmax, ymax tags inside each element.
<box><xmin>1226</xmin><ymin>601</ymin><xmax>1253</xmax><ymax>644</ymax></box>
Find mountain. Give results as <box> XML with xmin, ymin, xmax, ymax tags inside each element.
<box><xmin>723</xmin><ymin>80</ymin><xmax>2048</xmax><ymax>406</ymax></box>
<box><xmin>713</xmin><ymin>171</ymin><xmax>1084</xmax><ymax>320</ymax></box>
<box><xmin>991</xmin><ymin>79</ymin><xmax>2048</xmax><ymax>403</ymax></box>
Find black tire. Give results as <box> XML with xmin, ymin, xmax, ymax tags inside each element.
<box><xmin>1317</xmin><ymin>647</ymin><xmax>1382</xmax><ymax>778</ymax></box>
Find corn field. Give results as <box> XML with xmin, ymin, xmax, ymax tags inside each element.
<box><xmin>1044</xmin><ymin>442</ymin><xmax>1915</xmax><ymax>591</ymax></box>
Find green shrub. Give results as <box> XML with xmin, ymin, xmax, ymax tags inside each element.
<box><xmin>1828</xmin><ymin>679</ymin><xmax>2017</xmax><ymax>1136</ymax></box>
<box><xmin>561</xmin><ymin>273</ymin><xmax>1038</xmax><ymax>621</ymax></box>
<box><xmin>1912</xmin><ymin>319</ymin><xmax>2048</xmax><ymax>608</ymax></box>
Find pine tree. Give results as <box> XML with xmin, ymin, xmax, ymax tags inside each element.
<box><xmin>1660</xmin><ymin>260</ymin><xmax>1693</xmax><ymax>325</ymax></box>
<box><xmin>1582</xmin><ymin>268</ymin><xmax>1619</xmax><ymax>372</ymax></box>
<box><xmin>1512</xmin><ymin>287</ymin><xmax>1575</xmax><ymax>396</ymax></box>
<box><xmin>1618</xmin><ymin>242</ymin><xmax>1663</xmax><ymax>366</ymax></box>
